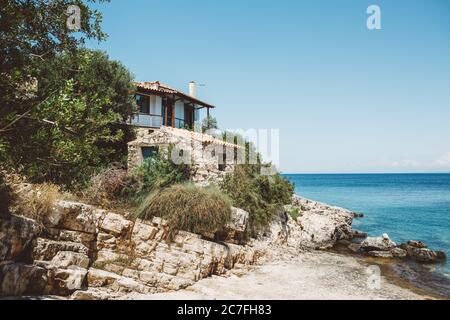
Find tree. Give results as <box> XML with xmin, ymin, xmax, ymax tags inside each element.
<box><xmin>0</xmin><ymin>0</ymin><xmax>108</xmax><ymax>175</ymax></box>
<box><xmin>0</xmin><ymin>0</ymin><xmax>107</xmax><ymax>122</ymax></box>
<box><xmin>6</xmin><ymin>49</ymin><xmax>137</xmax><ymax>187</ymax></box>
<box><xmin>0</xmin><ymin>1</ymin><xmax>139</xmax><ymax>188</ymax></box>
<box><xmin>201</xmin><ymin>115</ymin><xmax>218</xmax><ymax>133</ymax></box>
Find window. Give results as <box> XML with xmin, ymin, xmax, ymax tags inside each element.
<box><xmin>136</xmin><ymin>94</ymin><xmax>150</xmax><ymax>114</ymax></box>
<box><xmin>142</xmin><ymin>147</ymin><xmax>157</xmax><ymax>160</ymax></box>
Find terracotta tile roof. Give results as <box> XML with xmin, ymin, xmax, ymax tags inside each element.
<box><xmin>161</xmin><ymin>126</ymin><xmax>243</xmax><ymax>149</ymax></box>
<box><xmin>134</xmin><ymin>81</ymin><xmax>215</xmax><ymax>109</ymax></box>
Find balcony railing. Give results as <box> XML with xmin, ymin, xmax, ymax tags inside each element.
<box><xmin>131</xmin><ymin>114</ymin><xmax>192</xmax><ymax>129</ymax></box>
<box><xmin>131</xmin><ymin>114</ymin><xmax>163</xmax><ymax>127</ymax></box>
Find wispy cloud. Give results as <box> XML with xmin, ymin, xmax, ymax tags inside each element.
<box><xmin>387</xmin><ymin>159</ymin><xmax>420</xmax><ymax>168</ymax></box>
<box><xmin>435</xmin><ymin>152</ymin><xmax>450</xmax><ymax>166</ymax></box>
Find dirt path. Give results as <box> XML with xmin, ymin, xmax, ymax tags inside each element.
<box><xmin>129</xmin><ymin>251</ymin><xmax>424</xmax><ymax>300</ymax></box>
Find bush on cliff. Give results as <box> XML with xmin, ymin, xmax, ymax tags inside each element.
<box><xmin>124</xmin><ymin>148</ymin><xmax>191</xmax><ymax>203</ymax></box>
<box><xmin>137</xmin><ymin>184</ymin><xmax>232</xmax><ymax>240</ymax></box>
<box><xmin>13</xmin><ymin>183</ymin><xmax>62</xmax><ymax>223</ymax></box>
<box><xmin>82</xmin><ymin>164</ymin><xmax>129</xmax><ymax>208</ymax></box>
<box><xmin>220</xmin><ymin>165</ymin><xmax>294</xmax><ymax>235</ymax></box>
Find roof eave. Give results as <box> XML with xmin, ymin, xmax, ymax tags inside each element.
<box><xmin>135</xmin><ymin>86</ymin><xmax>216</xmax><ymax>109</ymax></box>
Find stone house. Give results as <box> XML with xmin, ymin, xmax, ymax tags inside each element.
<box><xmin>128</xmin><ymin>81</ymin><xmax>240</xmax><ymax>185</ymax></box>
<box><xmin>130</xmin><ymin>81</ymin><xmax>214</xmax><ymax>130</ymax></box>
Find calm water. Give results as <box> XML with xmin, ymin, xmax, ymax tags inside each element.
<box><xmin>284</xmin><ymin>173</ymin><xmax>450</xmax><ymax>276</ymax></box>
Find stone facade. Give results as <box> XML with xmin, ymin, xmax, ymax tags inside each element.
<box><xmin>0</xmin><ymin>201</ymin><xmax>263</xmax><ymax>299</ymax></box>
<box><xmin>128</xmin><ymin>126</ymin><xmax>240</xmax><ymax>186</ymax></box>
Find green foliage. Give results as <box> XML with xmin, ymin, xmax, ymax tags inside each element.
<box><xmin>285</xmin><ymin>205</ymin><xmax>301</xmax><ymax>220</ymax></box>
<box><xmin>2</xmin><ymin>49</ymin><xmax>136</xmax><ymax>187</ymax></box>
<box><xmin>1</xmin><ymin>0</ymin><xmax>108</xmax><ymax>132</ymax></box>
<box><xmin>137</xmin><ymin>184</ymin><xmax>232</xmax><ymax>240</ymax></box>
<box><xmin>0</xmin><ymin>1</ymin><xmax>130</xmax><ymax>188</ymax></box>
<box><xmin>220</xmin><ymin>166</ymin><xmax>294</xmax><ymax>235</ymax></box>
<box><xmin>124</xmin><ymin>148</ymin><xmax>191</xmax><ymax>203</ymax></box>
<box><xmin>201</xmin><ymin>115</ymin><xmax>218</xmax><ymax>133</ymax></box>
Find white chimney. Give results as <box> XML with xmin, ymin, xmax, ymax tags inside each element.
<box><xmin>188</xmin><ymin>81</ymin><xmax>196</xmax><ymax>98</ymax></box>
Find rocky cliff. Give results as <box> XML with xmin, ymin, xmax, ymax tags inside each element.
<box><xmin>0</xmin><ymin>201</ymin><xmax>263</xmax><ymax>299</ymax></box>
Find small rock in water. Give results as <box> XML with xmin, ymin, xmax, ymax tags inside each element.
<box><xmin>360</xmin><ymin>234</ymin><xmax>397</xmax><ymax>252</ymax></box>
<box><xmin>390</xmin><ymin>247</ymin><xmax>407</xmax><ymax>258</ymax></box>
<box><xmin>406</xmin><ymin>240</ymin><xmax>427</xmax><ymax>249</ymax></box>
<box><xmin>352</xmin><ymin>212</ymin><xmax>364</xmax><ymax>218</ymax></box>
<box><xmin>401</xmin><ymin>245</ymin><xmax>446</xmax><ymax>263</ymax></box>
<box><xmin>368</xmin><ymin>247</ymin><xmax>407</xmax><ymax>259</ymax></box>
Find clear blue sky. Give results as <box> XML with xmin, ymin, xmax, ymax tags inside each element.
<box><xmin>87</xmin><ymin>0</ymin><xmax>450</xmax><ymax>173</ymax></box>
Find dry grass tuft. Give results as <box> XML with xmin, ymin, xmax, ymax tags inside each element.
<box><xmin>137</xmin><ymin>183</ymin><xmax>232</xmax><ymax>240</ymax></box>
<box><xmin>12</xmin><ymin>183</ymin><xmax>62</xmax><ymax>222</ymax></box>
<box><xmin>82</xmin><ymin>165</ymin><xmax>129</xmax><ymax>208</ymax></box>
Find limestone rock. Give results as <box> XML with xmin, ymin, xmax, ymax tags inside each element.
<box><xmin>368</xmin><ymin>248</ymin><xmax>406</xmax><ymax>259</ymax></box>
<box><xmin>32</xmin><ymin>238</ymin><xmax>89</xmax><ymax>261</ymax></box>
<box><xmin>291</xmin><ymin>196</ymin><xmax>354</xmax><ymax>249</ymax></box>
<box><xmin>360</xmin><ymin>234</ymin><xmax>397</xmax><ymax>252</ymax></box>
<box><xmin>1</xmin><ymin>197</ymin><xmax>263</xmax><ymax>299</ymax></box>
<box><xmin>368</xmin><ymin>250</ymin><xmax>395</xmax><ymax>258</ymax></box>
<box><xmin>46</xmin><ymin>201</ymin><xmax>98</xmax><ymax>234</ymax></box>
<box><xmin>401</xmin><ymin>245</ymin><xmax>446</xmax><ymax>263</ymax></box>
<box><xmin>99</xmin><ymin>212</ymin><xmax>133</xmax><ymax>237</ymax></box>
<box><xmin>0</xmin><ymin>262</ymin><xmax>48</xmax><ymax>297</ymax></box>
<box><xmin>0</xmin><ymin>215</ymin><xmax>41</xmax><ymax>262</ymax></box>
<box><xmin>132</xmin><ymin>219</ymin><xmax>159</xmax><ymax>242</ymax></box>
<box><xmin>50</xmin><ymin>251</ymin><xmax>90</xmax><ymax>269</ymax></box>
<box><xmin>71</xmin><ymin>288</ymin><xmax>115</xmax><ymax>300</ymax></box>
<box><xmin>406</xmin><ymin>240</ymin><xmax>427</xmax><ymax>249</ymax></box>
<box><xmin>296</xmin><ymin>211</ymin><xmax>353</xmax><ymax>249</ymax></box>
<box><xmin>390</xmin><ymin>247</ymin><xmax>407</xmax><ymax>258</ymax></box>
<box><xmin>87</xmin><ymin>268</ymin><xmax>121</xmax><ymax>288</ymax></box>
<box><xmin>227</xmin><ymin>207</ymin><xmax>249</xmax><ymax>233</ymax></box>
<box><xmin>47</xmin><ymin>267</ymin><xmax>88</xmax><ymax>295</ymax></box>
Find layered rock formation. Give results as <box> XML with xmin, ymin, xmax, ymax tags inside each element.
<box><xmin>0</xmin><ymin>201</ymin><xmax>263</xmax><ymax>299</ymax></box>
<box><xmin>262</xmin><ymin>195</ymin><xmax>355</xmax><ymax>250</ymax></box>
<box><xmin>2</xmin><ymin>194</ymin><xmax>446</xmax><ymax>299</ymax></box>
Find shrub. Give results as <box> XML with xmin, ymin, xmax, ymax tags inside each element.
<box><xmin>202</xmin><ymin>116</ymin><xmax>218</xmax><ymax>133</ymax></box>
<box><xmin>285</xmin><ymin>205</ymin><xmax>301</xmax><ymax>220</ymax></box>
<box><xmin>137</xmin><ymin>184</ymin><xmax>232</xmax><ymax>240</ymax></box>
<box><xmin>124</xmin><ymin>148</ymin><xmax>190</xmax><ymax>203</ymax></box>
<box><xmin>220</xmin><ymin>166</ymin><xmax>294</xmax><ymax>235</ymax></box>
<box><xmin>13</xmin><ymin>183</ymin><xmax>62</xmax><ymax>223</ymax></box>
<box><xmin>82</xmin><ymin>164</ymin><xmax>129</xmax><ymax>207</ymax></box>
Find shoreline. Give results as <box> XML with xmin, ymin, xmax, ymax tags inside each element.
<box><xmin>290</xmin><ymin>194</ymin><xmax>449</xmax><ymax>299</ymax></box>
<box><xmin>132</xmin><ymin>249</ymin><xmax>426</xmax><ymax>300</ymax></box>
<box><xmin>331</xmin><ymin>245</ymin><xmax>448</xmax><ymax>300</ymax></box>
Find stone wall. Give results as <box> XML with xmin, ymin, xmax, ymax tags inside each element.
<box><xmin>128</xmin><ymin>126</ymin><xmax>238</xmax><ymax>186</ymax></box>
<box><xmin>0</xmin><ymin>201</ymin><xmax>263</xmax><ymax>299</ymax></box>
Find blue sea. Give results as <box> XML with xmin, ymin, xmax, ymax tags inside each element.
<box><xmin>283</xmin><ymin>173</ymin><xmax>450</xmax><ymax>277</ymax></box>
